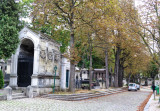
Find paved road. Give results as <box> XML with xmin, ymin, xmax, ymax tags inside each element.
<box><xmin>0</xmin><ymin>89</ymin><xmax>151</xmax><ymax>111</ymax></box>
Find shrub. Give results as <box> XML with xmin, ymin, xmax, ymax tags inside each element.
<box><xmin>0</xmin><ymin>70</ymin><xmax>4</xmax><ymax>89</ymax></box>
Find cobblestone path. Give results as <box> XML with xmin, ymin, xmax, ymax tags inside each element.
<box><xmin>0</xmin><ymin>90</ymin><xmax>150</xmax><ymax>111</ymax></box>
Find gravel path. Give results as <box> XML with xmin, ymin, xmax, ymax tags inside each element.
<box><xmin>0</xmin><ymin>90</ymin><xmax>150</xmax><ymax>111</ymax></box>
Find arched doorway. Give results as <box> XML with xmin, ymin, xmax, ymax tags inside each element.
<box><xmin>17</xmin><ymin>39</ymin><xmax>34</xmax><ymax>87</ymax></box>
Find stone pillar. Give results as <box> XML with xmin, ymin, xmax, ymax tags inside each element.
<box><xmin>5</xmin><ymin>86</ymin><xmax>12</xmax><ymax>100</ymax></box>
<box><xmin>33</xmin><ymin>47</ymin><xmax>40</xmax><ymax>75</ymax></box>
<box><xmin>26</xmin><ymin>86</ymin><xmax>33</xmax><ymax>98</ymax></box>
<box><xmin>31</xmin><ymin>47</ymin><xmax>40</xmax><ymax>87</ymax></box>
<box><xmin>60</xmin><ymin>57</ymin><xmax>66</xmax><ymax>91</ymax></box>
<box><xmin>58</xmin><ymin>53</ymin><xmax>61</xmax><ymax>77</ymax></box>
<box><xmin>9</xmin><ymin>54</ymin><xmax>18</xmax><ymax>87</ymax></box>
<box><xmin>31</xmin><ymin>75</ymin><xmax>38</xmax><ymax>87</ymax></box>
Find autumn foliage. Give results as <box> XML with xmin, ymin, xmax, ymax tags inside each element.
<box><xmin>30</xmin><ymin>0</ymin><xmax>151</xmax><ymax>89</ymax></box>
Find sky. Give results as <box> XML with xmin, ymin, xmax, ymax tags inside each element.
<box><xmin>135</xmin><ymin>0</ymin><xmax>143</xmax><ymax>7</ymax></box>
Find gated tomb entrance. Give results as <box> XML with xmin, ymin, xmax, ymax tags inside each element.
<box><xmin>17</xmin><ymin>39</ymin><xmax>34</xmax><ymax>87</ymax></box>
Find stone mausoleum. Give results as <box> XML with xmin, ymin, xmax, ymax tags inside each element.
<box><xmin>9</xmin><ymin>27</ymin><xmax>63</xmax><ymax>94</ymax></box>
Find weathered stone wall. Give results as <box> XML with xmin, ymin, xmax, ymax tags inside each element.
<box><xmin>38</xmin><ymin>39</ymin><xmax>60</xmax><ymax>75</ymax></box>
<box><xmin>37</xmin><ymin>38</ymin><xmax>61</xmax><ymax>88</ymax></box>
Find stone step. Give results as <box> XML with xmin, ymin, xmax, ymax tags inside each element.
<box><xmin>106</xmin><ymin>89</ymin><xmax>123</xmax><ymax>92</ymax></box>
<box><xmin>42</xmin><ymin>89</ymin><xmax>126</xmax><ymax>101</ymax></box>
<box><xmin>12</xmin><ymin>93</ymin><xmax>27</xmax><ymax>100</ymax></box>
<box><xmin>45</xmin><ymin>93</ymin><xmax>96</xmax><ymax>99</ymax></box>
<box><xmin>105</xmin><ymin>90</ymin><xmax>125</xmax><ymax>93</ymax></box>
<box><xmin>114</xmin><ymin>90</ymin><xmax>126</xmax><ymax>92</ymax></box>
<box><xmin>12</xmin><ymin>96</ymin><xmax>27</xmax><ymax>100</ymax></box>
<box><xmin>44</xmin><ymin>95</ymin><xmax>92</xmax><ymax>100</ymax></box>
<box><xmin>49</xmin><ymin>91</ymin><xmax>113</xmax><ymax>98</ymax></box>
<box><xmin>46</xmin><ymin>92</ymin><xmax>93</xmax><ymax>97</ymax></box>
<box><xmin>45</xmin><ymin>93</ymin><xmax>101</xmax><ymax>99</ymax></box>
<box><xmin>63</xmin><ymin>93</ymin><xmax>102</xmax><ymax>99</ymax></box>
<box><xmin>66</xmin><ymin>93</ymin><xmax>110</xmax><ymax>101</ymax></box>
<box><xmin>46</xmin><ymin>92</ymin><xmax>112</xmax><ymax>101</ymax></box>
<box><xmin>72</xmin><ymin>95</ymin><xmax>103</xmax><ymax>101</ymax></box>
<box><xmin>43</xmin><ymin>89</ymin><xmax>125</xmax><ymax>98</ymax></box>
<box><xmin>12</xmin><ymin>93</ymin><xmax>25</xmax><ymax>97</ymax></box>
<box><xmin>42</xmin><ymin>93</ymin><xmax>94</xmax><ymax>98</ymax></box>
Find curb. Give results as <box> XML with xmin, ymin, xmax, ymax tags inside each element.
<box><xmin>137</xmin><ymin>92</ymin><xmax>153</xmax><ymax>111</ymax></box>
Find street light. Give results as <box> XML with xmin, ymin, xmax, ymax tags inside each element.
<box><xmin>53</xmin><ymin>65</ymin><xmax>57</xmax><ymax>93</ymax></box>
<box><xmin>158</xmin><ymin>74</ymin><xmax>160</xmax><ymax>103</ymax></box>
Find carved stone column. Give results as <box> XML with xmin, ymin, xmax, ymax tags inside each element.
<box><xmin>60</xmin><ymin>57</ymin><xmax>67</xmax><ymax>91</ymax></box>
<box><xmin>31</xmin><ymin>46</ymin><xmax>40</xmax><ymax>87</ymax></box>
<box><xmin>9</xmin><ymin>54</ymin><xmax>18</xmax><ymax>87</ymax></box>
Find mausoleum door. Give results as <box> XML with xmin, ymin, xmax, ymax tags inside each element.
<box><xmin>66</xmin><ymin>70</ymin><xmax>69</xmax><ymax>88</ymax></box>
<box><xmin>17</xmin><ymin>56</ymin><xmax>33</xmax><ymax>87</ymax></box>
<box><xmin>17</xmin><ymin>38</ymin><xmax>34</xmax><ymax>87</ymax></box>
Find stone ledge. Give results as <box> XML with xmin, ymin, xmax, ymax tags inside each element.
<box><xmin>10</xmin><ymin>74</ymin><xmax>17</xmax><ymax>77</ymax></box>
<box><xmin>0</xmin><ymin>95</ymin><xmax>7</xmax><ymax>101</ymax></box>
<box><xmin>37</xmin><ymin>75</ymin><xmax>60</xmax><ymax>79</ymax></box>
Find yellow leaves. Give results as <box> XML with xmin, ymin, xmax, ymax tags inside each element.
<box><xmin>64</xmin><ymin>45</ymin><xmax>81</xmax><ymax>65</ymax></box>
<box><xmin>124</xmin><ymin>41</ymin><xmax>151</xmax><ymax>75</ymax></box>
<box><xmin>31</xmin><ymin>0</ymin><xmax>151</xmax><ymax>75</ymax></box>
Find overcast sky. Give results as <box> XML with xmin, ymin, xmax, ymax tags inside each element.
<box><xmin>135</xmin><ymin>0</ymin><xmax>143</xmax><ymax>7</ymax></box>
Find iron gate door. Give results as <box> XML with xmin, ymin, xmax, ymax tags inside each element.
<box><xmin>66</xmin><ymin>70</ymin><xmax>69</xmax><ymax>88</ymax></box>
<box><xmin>17</xmin><ymin>57</ymin><xmax>33</xmax><ymax>87</ymax></box>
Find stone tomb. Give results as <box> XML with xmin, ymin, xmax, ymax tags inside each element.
<box><xmin>9</xmin><ymin>27</ymin><xmax>61</xmax><ymax>94</ymax></box>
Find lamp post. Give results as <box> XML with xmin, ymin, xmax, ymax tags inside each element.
<box><xmin>53</xmin><ymin>65</ymin><xmax>57</xmax><ymax>93</ymax></box>
<box><xmin>158</xmin><ymin>74</ymin><xmax>160</xmax><ymax>103</ymax></box>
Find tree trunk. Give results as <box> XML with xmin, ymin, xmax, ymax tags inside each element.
<box><xmin>111</xmin><ymin>74</ymin><xmax>114</xmax><ymax>87</ymax></box>
<box><xmin>139</xmin><ymin>78</ymin><xmax>142</xmax><ymax>86</ymax></box>
<box><xmin>89</xmin><ymin>53</ymin><xmax>92</xmax><ymax>90</ymax></box>
<box><xmin>127</xmin><ymin>73</ymin><xmax>131</xmax><ymax>86</ymax></box>
<box><xmin>105</xmin><ymin>49</ymin><xmax>109</xmax><ymax>89</ymax></box>
<box><xmin>89</xmin><ymin>33</ymin><xmax>92</xmax><ymax>90</ymax></box>
<box><xmin>69</xmin><ymin>63</ymin><xmax>75</xmax><ymax>92</ymax></box>
<box><xmin>118</xmin><ymin>64</ymin><xmax>123</xmax><ymax>87</ymax></box>
<box><xmin>69</xmin><ymin>22</ymin><xmax>75</xmax><ymax>93</ymax></box>
<box><xmin>145</xmin><ymin>77</ymin><xmax>148</xmax><ymax>86</ymax></box>
<box><xmin>110</xmin><ymin>68</ymin><xmax>114</xmax><ymax>87</ymax></box>
<box><xmin>122</xmin><ymin>67</ymin><xmax>124</xmax><ymax>85</ymax></box>
<box><xmin>114</xmin><ymin>46</ymin><xmax>121</xmax><ymax>87</ymax></box>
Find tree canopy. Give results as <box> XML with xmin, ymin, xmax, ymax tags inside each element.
<box><xmin>28</xmin><ymin>0</ymin><xmax>152</xmax><ymax>89</ymax></box>
<box><xmin>0</xmin><ymin>0</ymin><xmax>21</xmax><ymax>59</ymax></box>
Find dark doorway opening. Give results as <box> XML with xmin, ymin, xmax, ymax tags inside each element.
<box><xmin>17</xmin><ymin>39</ymin><xmax>34</xmax><ymax>87</ymax></box>
<box><xmin>66</xmin><ymin>70</ymin><xmax>69</xmax><ymax>88</ymax></box>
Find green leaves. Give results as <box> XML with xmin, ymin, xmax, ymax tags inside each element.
<box><xmin>147</xmin><ymin>59</ymin><xmax>159</xmax><ymax>78</ymax></box>
<box><xmin>52</xmin><ymin>29</ymin><xmax>70</xmax><ymax>53</ymax></box>
<box><xmin>0</xmin><ymin>70</ymin><xmax>4</xmax><ymax>89</ymax></box>
<box><xmin>0</xmin><ymin>0</ymin><xmax>20</xmax><ymax>59</ymax></box>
